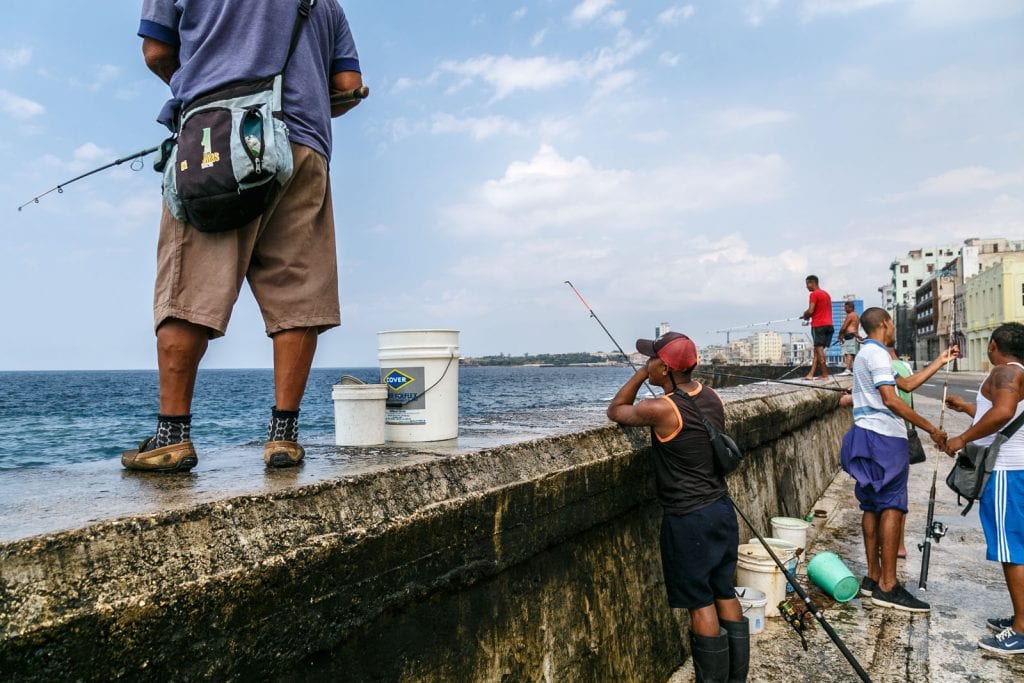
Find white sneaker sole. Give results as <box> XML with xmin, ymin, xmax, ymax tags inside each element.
<box><xmin>978</xmin><ymin>640</ymin><xmax>1024</xmax><ymax>655</ymax></box>
<box><xmin>871</xmin><ymin>596</ymin><xmax>930</xmax><ymax>613</ymax></box>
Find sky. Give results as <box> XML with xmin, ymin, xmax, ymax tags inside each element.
<box><xmin>1</xmin><ymin>0</ymin><xmax>1022</xmax><ymax>370</ymax></box>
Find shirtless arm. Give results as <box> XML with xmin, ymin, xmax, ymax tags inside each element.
<box><xmin>330</xmin><ymin>70</ymin><xmax>364</xmax><ymax>117</ymax></box>
<box><xmin>895</xmin><ymin>345</ymin><xmax>959</xmax><ymax>393</ymax></box>
<box><xmin>945</xmin><ymin>366</ymin><xmax>1024</xmax><ymax>453</ymax></box>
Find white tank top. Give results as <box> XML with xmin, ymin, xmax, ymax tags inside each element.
<box><xmin>971</xmin><ymin>362</ymin><xmax>1024</xmax><ymax>470</ymax></box>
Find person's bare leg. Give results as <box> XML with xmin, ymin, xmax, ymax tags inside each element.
<box><xmin>877</xmin><ymin>508</ymin><xmax>902</xmax><ymax>591</ymax></box>
<box><xmin>817</xmin><ymin>346</ymin><xmax>830</xmax><ymax>379</ymax></box>
<box><xmin>272</xmin><ymin>327</ymin><xmax>318</xmax><ymax>412</ymax></box>
<box><xmin>898</xmin><ymin>512</ymin><xmax>908</xmax><ymax>558</ymax></box>
<box><xmin>690</xmin><ymin>603</ymin><xmax>721</xmax><ymax>637</ymax></box>
<box><xmin>1004</xmin><ymin>563</ymin><xmax>1024</xmax><ymax>633</ymax></box>
<box><xmin>157</xmin><ymin>319</ymin><xmax>209</xmax><ymax>415</ymax></box>
<box><xmin>863</xmin><ymin>511</ymin><xmax>881</xmax><ymax>581</ymax></box>
<box><xmin>805</xmin><ymin>347</ymin><xmax>820</xmax><ymax>380</ymax></box>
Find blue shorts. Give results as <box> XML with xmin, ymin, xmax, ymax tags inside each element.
<box><xmin>840</xmin><ymin>425</ymin><xmax>909</xmax><ymax>513</ymax></box>
<box><xmin>660</xmin><ymin>496</ymin><xmax>739</xmax><ymax>609</ymax></box>
<box><xmin>980</xmin><ymin>470</ymin><xmax>1024</xmax><ymax>564</ymax></box>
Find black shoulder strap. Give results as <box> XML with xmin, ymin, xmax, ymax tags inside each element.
<box><xmin>281</xmin><ymin>0</ymin><xmax>314</xmax><ymax>76</ymax></box>
<box><xmin>999</xmin><ymin>407</ymin><xmax>1024</xmax><ymax>439</ymax></box>
<box><xmin>674</xmin><ymin>387</ymin><xmax>719</xmax><ymax>437</ymax></box>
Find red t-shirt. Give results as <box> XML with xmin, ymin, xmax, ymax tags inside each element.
<box><xmin>809</xmin><ymin>289</ymin><xmax>833</xmax><ymax>327</ymax></box>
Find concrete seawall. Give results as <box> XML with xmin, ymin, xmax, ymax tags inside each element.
<box><xmin>0</xmin><ymin>385</ymin><xmax>849</xmax><ymax>680</ymax></box>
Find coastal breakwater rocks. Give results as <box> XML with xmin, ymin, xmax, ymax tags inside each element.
<box><xmin>0</xmin><ymin>383</ymin><xmax>848</xmax><ymax>681</ymax></box>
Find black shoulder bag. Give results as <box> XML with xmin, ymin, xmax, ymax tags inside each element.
<box><xmin>907</xmin><ymin>393</ymin><xmax>927</xmax><ymax>465</ymax></box>
<box><xmin>161</xmin><ymin>0</ymin><xmax>314</xmax><ymax>233</ymax></box>
<box><xmin>946</xmin><ymin>409</ymin><xmax>1024</xmax><ymax>516</ymax></box>
<box><xmin>674</xmin><ymin>388</ymin><xmax>744</xmax><ymax>476</ymax></box>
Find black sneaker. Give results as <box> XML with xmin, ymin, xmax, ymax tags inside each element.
<box><xmin>988</xmin><ymin>616</ymin><xmax>1015</xmax><ymax>633</ymax></box>
<box><xmin>860</xmin><ymin>576</ymin><xmax>877</xmax><ymax>598</ymax></box>
<box><xmin>871</xmin><ymin>583</ymin><xmax>930</xmax><ymax>613</ymax></box>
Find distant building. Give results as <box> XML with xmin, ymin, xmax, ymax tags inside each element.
<box><xmin>751</xmin><ymin>331</ymin><xmax>783</xmax><ymax>364</ymax></box>
<box><xmin>963</xmin><ymin>253</ymin><xmax>1024</xmax><ymax>371</ymax></box>
<box><xmin>655</xmin><ymin>322</ymin><xmax>671</xmax><ymax>339</ymax></box>
<box><xmin>884</xmin><ymin>244</ymin><xmax>959</xmax><ymax>313</ymax></box>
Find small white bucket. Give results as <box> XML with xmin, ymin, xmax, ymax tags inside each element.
<box><xmin>748</xmin><ymin>537</ymin><xmax>800</xmax><ymax>592</ymax></box>
<box><xmin>770</xmin><ymin>516</ymin><xmax>811</xmax><ymax>552</ymax></box>
<box><xmin>735</xmin><ymin>586</ymin><xmax>768</xmax><ymax>634</ymax></box>
<box><xmin>735</xmin><ymin>543</ymin><xmax>790</xmax><ymax>617</ymax></box>
<box><xmin>378</xmin><ymin>329</ymin><xmax>460</xmax><ymax>442</ymax></box>
<box><xmin>332</xmin><ymin>379</ymin><xmax>387</xmax><ymax>446</ymax></box>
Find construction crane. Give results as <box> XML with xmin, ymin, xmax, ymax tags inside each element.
<box><xmin>708</xmin><ymin>317</ymin><xmax>803</xmax><ymax>343</ymax></box>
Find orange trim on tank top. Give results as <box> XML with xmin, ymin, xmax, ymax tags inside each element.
<box><xmin>654</xmin><ymin>383</ymin><xmax>703</xmax><ymax>443</ymax></box>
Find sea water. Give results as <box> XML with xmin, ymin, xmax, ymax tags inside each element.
<box><xmin>0</xmin><ymin>366</ymin><xmax>636</xmax><ymax>470</ymax></box>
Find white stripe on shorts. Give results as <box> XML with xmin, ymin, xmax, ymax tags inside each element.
<box><xmin>996</xmin><ymin>471</ymin><xmax>1009</xmax><ymax>562</ymax></box>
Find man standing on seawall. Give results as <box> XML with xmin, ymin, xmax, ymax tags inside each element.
<box><xmin>943</xmin><ymin>322</ymin><xmax>1024</xmax><ymax>655</ymax></box>
<box><xmin>122</xmin><ymin>0</ymin><xmax>363</xmax><ymax>472</ymax></box>
<box><xmin>800</xmin><ymin>275</ymin><xmax>833</xmax><ymax>381</ymax></box>
<box><xmin>838</xmin><ymin>300</ymin><xmax>861</xmax><ymax>376</ymax></box>
<box><xmin>608</xmin><ymin>332</ymin><xmax>747</xmax><ymax>683</ymax></box>
<box><xmin>841</xmin><ymin>307</ymin><xmax>945</xmax><ymax>612</ymax></box>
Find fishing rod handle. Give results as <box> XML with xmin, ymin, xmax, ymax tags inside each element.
<box><xmin>330</xmin><ymin>85</ymin><xmax>370</xmax><ymax>105</ymax></box>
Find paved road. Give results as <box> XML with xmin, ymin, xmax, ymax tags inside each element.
<box><xmin>912</xmin><ymin>373</ymin><xmax>984</xmax><ymax>405</ymax></box>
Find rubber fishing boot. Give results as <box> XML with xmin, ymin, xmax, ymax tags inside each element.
<box><xmin>690</xmin><ymin>628</ymin><xmax>730</xmax><ymax>683</ymax></box>
<box><xmin>721</xmin><ymin>618</ymin><xmax>750</xmax><ymax>682</ymax></box>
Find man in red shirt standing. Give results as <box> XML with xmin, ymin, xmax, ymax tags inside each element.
<box><xmin>801</xmin><ymin>275</ymin><xmax>834</xmax><ymax>381</ymax></box>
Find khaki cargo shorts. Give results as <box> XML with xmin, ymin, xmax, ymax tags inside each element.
<box><xmin>153</xmin><ymin>143</ymin><xmax>340</xmax><ymax>338</ymax></box>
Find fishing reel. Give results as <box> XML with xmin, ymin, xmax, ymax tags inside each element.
<box><xmin>779</xmin><ymin>599</ymin><xmax>812</xmax><ymax>651</ymax></box>
<box><xmin>920</xmin><ymin>520</ymin><xmax>947</xmax><ymax>547</ymax></box>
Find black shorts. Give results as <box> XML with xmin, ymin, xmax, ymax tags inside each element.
<box><xmin>659</xmin><ymin>496</ymin><xmax>739</xmax><ymax>609</ymax></box>
<box><xmin>812</xmin><ymin>325</ymin><xmax>834</xmax><ymax>348</ymax></box>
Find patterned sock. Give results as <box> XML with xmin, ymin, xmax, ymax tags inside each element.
<box><xmin>153</xmin><ymin>414</ymin><xmax>192</xmax><ymax>448</ymax></box>
<box><xmin>268</xmin><ymin>407</ymin><xmax>299</xmax><ymax>443</ymax></box>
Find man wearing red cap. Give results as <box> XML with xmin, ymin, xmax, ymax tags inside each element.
<box><xmin>608</xmin><ymin>332</ymin><xmax>747</xmax><ymax>683</ymax></box>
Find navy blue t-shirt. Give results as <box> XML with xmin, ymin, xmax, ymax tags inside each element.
<box><xmin>139</xmin><ymin>0</ymin><xmax>360</xmax><ymax>162</ymax></box>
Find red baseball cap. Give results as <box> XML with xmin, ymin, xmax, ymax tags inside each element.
<box><xmin>636</xmin><ymin>332</ymin><xmax>698</xmax><ymax>372</ymax></box>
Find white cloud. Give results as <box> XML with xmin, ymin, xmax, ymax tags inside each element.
<box><xmin>660</xmin><ymin>51</ymin><xmax>682</xmax><ymax>66</ymax></box>
<box><xmin>915</xmin><ymin>167</ymin><xmax>1024</xmax><ymax>196</ymax></box>
<box><xmin>512</xmin><ymin>7</ymin><xmax>528</xmax><ymax>21</ymax></box>
<box><xmin>906</xmin><ymin>0</ymin><xmax>1024</xmax><ymax>28</ymax></box>
<box><xmin>746</xmin><ymin>0</ymin><xmax>781</xmax><ymax>25</ymax></box>
<box><xmin>571</xmin><ymin>0</ymin><xmax>616</xmax><ymax>24</ymax></box>
<box><xmin>604</xmin><ymin>10</ymin><xmax>628</xmax><ymax>27</ymax></box>
<box><xmin>658</xmin><ymin>5</ymin><xmax>696</xmax><ymax>25</ymax></box>
<box><xmin>0</xmin><ymin>89</ymin><xmax>45</xmax><ymax>120</ymax></box>
<box><xmin>431</xmin><ymin>113</ymin><xmax>527</xmax><ymax>140</ymax></box>
<box><xmin>712</xmin><ymin>108</ymin><xmax>795</xmax><ymax>131</ymax></box>
<box><xmin>593</xmin><ymin>70</ymin><xmax>636</xmax><ymax>99</ymax></box>
<box><xmin>911</xmin><ymin>65</ymin><xmax>1017</xmax><ymax>103</ymax></box>
<box><xmin>531</xmin><ymin>29</ymin><xmax>548</xmax><ymax>47</ymax></box>
<box><xmin>1</xmin><ymin>47</ymin><xmax>32</xmax><ymax>70</ymax></box>
<box><xmin>40</xmin><ymin>142</ymin><xmax>116</xmax><ymax>173</ymax></box>
<box><xmin>442</xmin><ymin>145</ymin><xmax>789</xmax><ymax>238</ymax></box>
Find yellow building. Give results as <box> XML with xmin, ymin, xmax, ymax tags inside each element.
<box><xmin>963</xmin><ymin>253</ymin><xmax>1024</xmax><ymax>371</ymax></box>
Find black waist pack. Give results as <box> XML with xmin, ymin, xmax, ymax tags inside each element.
<box><xmin>675</xmin><ymin>389</ymin><xmax>744</xmax><ymax>476</ymax></box>
<box><xmin>946</xmin><ymin>410</ymin><xmax>1024</xmax><ymax>516</ymax></box>
<box><xmin>160</xmin><ymin>0</ymin><xmax>311</xmax><ymax>233</ymax></box>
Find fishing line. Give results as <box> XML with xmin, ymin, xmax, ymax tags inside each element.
<box><xmin>563</xmin><ymin>281</ymin><xmax>656</xmax><ymax>397</ymax></box>
<box><xmin>693</xmin><ymin>369</ymin><xmax>849</xmax><ymax>393</ymax></box>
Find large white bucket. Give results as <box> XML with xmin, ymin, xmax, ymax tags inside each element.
<box><xmin>770</xmin><ymin>517</ymin><xmax>811</xmax><ymax>553</ymax></box>
<box><xmin>749</xmin><ymin>537</ymin><xmax>800</xmax><ymax>593</ymax></box>
<box><xmin>735</xmin><ymin>543</ymin><xmax>791</xmax><ymax>617</ymax></box>
<box><xmin>378</xmin><ymin>329</ymin><xmax>460</xmax><ymax>442</ymax></box>
<box><xmin>332</xmin><ymin>378</ymin><xmax>387</xmax><ymax>446</ymax></box>
<box><xmin>735</xmin><ymin>586</ymin><xmax>768</xmax><ymax>634</ymax></box>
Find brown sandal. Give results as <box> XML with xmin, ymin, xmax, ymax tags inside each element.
<box><xmin>121</xmin><ymin>437</ymin><xmax>198</xmax><ymax>473</ymax></box>
<box><xmin>263</xmin><ymin>440</ymin><xmax>305</xmax><ymax>468</ymax></box>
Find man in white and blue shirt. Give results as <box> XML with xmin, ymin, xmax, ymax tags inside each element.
<box><xmin>841</xmin><ymin>307</ymin><xmax>945</xmax><ymax>613</ymax></box>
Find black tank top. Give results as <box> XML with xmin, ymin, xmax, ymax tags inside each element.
<box><xmin>650</xmin><ymin>384</ymin><xmax>729</xmax><ymax>515</ymax></box>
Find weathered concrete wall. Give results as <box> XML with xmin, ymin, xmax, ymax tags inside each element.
<box><xmin>0</xmin><ymin>387</ymin><xmax>849</xmax><ymax>681</ymax></box>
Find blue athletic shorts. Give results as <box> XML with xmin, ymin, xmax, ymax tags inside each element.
<box><xmin>980</xmin><ymin>470</ymin><xmax>1024</xmax><ymax>564</ymax></box>
<box><xmin>840</xmin><ymin>425</ymin><xmax>909</xmax><ymax>513</ymax></box>
<box><xmin>660</xmin><ymin>496</ymin><xmax>739</xmax><ymax>609</ymax></box>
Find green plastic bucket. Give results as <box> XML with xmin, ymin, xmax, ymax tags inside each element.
<box><xmin>806</xmin><ymin>551</ymin><xmax>859</xmax><ymax>603</ymax></box>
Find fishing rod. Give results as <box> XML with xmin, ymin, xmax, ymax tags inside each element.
<box><xmin>918</xmin><ymin>318</ymin><xmax>955</xmax><ymax>590</ymax></box>
<box><xmin>733</xmin><ymin>499</ymin><xmax>873</xmax><ymax>682</ymax></box>
<box><xmin>563</xmin><ymin>281</ymin><xmax>656</xmax><ymax>397</ymax></box>
<box><xmin>694</xmin><ymin>369</ymin><xmax>849</xmax><ymax>393</ymax></box>
<box><xmin>18</xmin><ymin>143</ymin><xmax>163</xmax><ymax>211</ymax></box>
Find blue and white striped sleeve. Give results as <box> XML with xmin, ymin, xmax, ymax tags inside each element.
<box><xmin>867</xmin><ymin>348</ymin><xmax>896</xmax><ymax>388</ymax></box>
